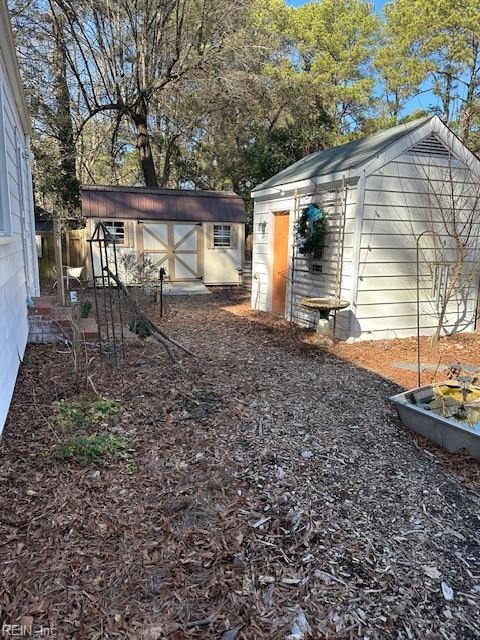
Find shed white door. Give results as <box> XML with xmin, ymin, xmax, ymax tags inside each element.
<box><xmin>141</xmin><ymin>221</ymin><xmax>202</xmax><ymax>281</ymax></box>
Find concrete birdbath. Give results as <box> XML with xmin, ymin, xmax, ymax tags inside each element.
<box><xmin>299</xmin><ymin>297</ymin><xmax>350</xmax><ymax>334</ymax></box>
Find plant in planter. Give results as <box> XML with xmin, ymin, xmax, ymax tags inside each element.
<box><xmin>296</xmin><ymin>203</ymin><xmax>327</xmax><ymax>255</ymax></box>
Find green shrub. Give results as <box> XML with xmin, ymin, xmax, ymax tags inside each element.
<box><xmin>129</xmin><ymin>317</ymin><xmax>152</xmax><ymax>339</ymax></box>
<box><xmin>54</xmin><ymin>434</ymin><xmax>132</xmax><ymax>466</ymax></box>
<box><xmin>52</xmin><ymin>398</ymin><xmax>122</xmax><ymax>431</ymax></box>
<box><xmin>90</xmin><ymin>399</ymin><xmax>122</xmax><ymax>421</ymax></box>
<box><xmin>52</xmin><ymin>401</ymin><xmax>90</xmax><ymax>431</ymax></box>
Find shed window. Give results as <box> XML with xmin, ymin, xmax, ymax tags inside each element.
<box><xmin>104</xmin><ymin>220</ymin><xmax>125</xmax><ymax>244</ymax></box>
<box><xmin>213</xmin><ymin>224</ymin><xmax>231</xmax><ymax>248</ymax></box>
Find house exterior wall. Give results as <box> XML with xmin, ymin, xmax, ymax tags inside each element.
<box><xmin>353</xmin><ymin>152</ymin><xmax>480</xmax><ymax>340</ymax></box>
<box><xmin>203</xmin><ymin>222</ymin><xmax>244</xmax><ymax>285</ymax></box>
<box><xmin>251</xmin><ymin>185</ymin><xmax>357</xmax><ymax>339</ymax></box>
<box><xmin>86</xmin><ymin>218</ymin><xmax>244</xmax><ymax>285</ymax></box>
<box><xmin>251</xmin><ymin>194</ymin><xmax>295</xmax><ymax>314</ymax></box>
<box><xmin>0</xmin><ymin>12</ymin><xmax>39</xmax><ymax>432</ymax></box>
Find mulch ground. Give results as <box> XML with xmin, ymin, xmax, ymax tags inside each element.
<box><xmin>1</xmin><ymin>288</ymin><xmax>479</xmax><ymax>639</ymax></box>
<box><xmin>332</xmin><ymin>332</ymin><xmax>480</xmax><ymax>391</ymax></box>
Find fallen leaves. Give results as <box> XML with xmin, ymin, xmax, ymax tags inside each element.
<box><xmin>0</xmin><ymin>288</ymin><xmax>479</xmax><ymax>638</ymax></box>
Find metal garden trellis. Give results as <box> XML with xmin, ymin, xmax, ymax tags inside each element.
<box><xmin>87</xmin><ymin>220</ymin><xmax>125</xmax><ymax>366</ymax></box>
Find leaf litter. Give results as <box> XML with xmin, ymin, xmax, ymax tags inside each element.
<box><xmin>0</xmin><ymin>288</ymin><xmax>479</xmax><ymax>639</ymax></box>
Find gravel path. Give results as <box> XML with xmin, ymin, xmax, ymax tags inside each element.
<box><xmin>1</xmin><ymin>289</ymin><xmax>479</xmax><ymax>639</ymax></box>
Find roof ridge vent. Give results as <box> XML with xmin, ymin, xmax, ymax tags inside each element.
<box><xmin>407</xmin><ymin>134</ymin><xmax>452</xmax><ymax>158</ymax></box>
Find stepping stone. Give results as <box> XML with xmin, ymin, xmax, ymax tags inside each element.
<box><xmin>79</xmin><ymin>318</ymin><xmax>99</xmax><ymax>340</ymax></box>
<box><xmin>50</xmin><ymin>307</ymin><xmax>73</xmax><ymax>327</ymax></box>
<box><xmin>31</xmin><ymin>295</ymin><xmax>54</xmax><ymax>315</ymax></box>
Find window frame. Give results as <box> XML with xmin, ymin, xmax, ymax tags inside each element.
<box><xmin>0</xmin><ymin>81</ymin><xmax>12</xmax><ymax>238</ymax></box>
<box><xmin>213</xmin><ymin>224</ymin><xmax>232</xmax><ymax>248</ymax></box>
<box><xmin>103</xmin><ymin>219</ymin><xmax>126</xmax><ymax>245</ymax></box>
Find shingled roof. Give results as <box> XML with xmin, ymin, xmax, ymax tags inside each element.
<box><xmin>252</xmin><ymin>116</ymin><xmax>431</xmax><ymax>193</ymax></box>
<box><xmin>81</xmin><ymin>185</ymin><xmax>246</xmax><ymax>223</ymax></box>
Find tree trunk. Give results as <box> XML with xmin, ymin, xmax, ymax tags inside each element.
<box><xmin>433</xmin><ymin>254</ymin><xmax>464</xmax><ymax>344</ymax></box>
<box><xmin>442</xmin><ymin>66</ymin><xmax>453</xmax><ymax>122</ymax></box>
<box><xmin>52</xmin><ymin>9</ymin><xmax>80</xmax><ymax>218</ymax></box>
<box><xmin>162</xmin><ymin>136</ymin><xmax>181</xmax><ymax>187</ymax></box>
<box><xmin>132</xmin><ymin>108</ymin><xmax>159</xmax><ymax>188</ymax></box>
<box><xmin>461</xmin><ymin>38</ymin><xmax>479</xmax><ymax>144</ymax></box>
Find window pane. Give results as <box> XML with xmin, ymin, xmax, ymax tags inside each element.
<box><xmin>213</xmin><ymin>224</ymin><xmax>231</xmax><ymax>247</ymax></box>
<box><xmin>104</xmin><ymin>220</ymin><xmax>125</xmax><ymax>243</ymax></box>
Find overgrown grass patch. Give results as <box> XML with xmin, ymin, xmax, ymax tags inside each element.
<box><xmin>53</xmin><ymin>433</ymin><xmax>133</xmax><ymax>467</ymax></box>
<box><xmin>52</xmin><ymin>398</ymin><xmax>122</xmax><ymax>432</ymax></box>
<box><xmin>48</xmin><ymin>398</ymin><xmax>133</xmax><ymax>469</ymax></box>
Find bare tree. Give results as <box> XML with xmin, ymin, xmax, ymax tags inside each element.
<box><xmin>414</xmin><ymin>153</ymin><xmax>480</xmax><ymax>343</ymax></box>
<box><xmin>48</xmin><ymin>0</ymin><xmax>252</xmax><ymax>187</ymax></box>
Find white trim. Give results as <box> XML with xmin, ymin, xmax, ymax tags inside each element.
<box><xmin>252</xmin><ymin>172</ymin><xmax>359</xmax><ymax>200</ymax></box>
<box><xmin>266</xmin><ymin>209</ymin><xmax>274</xmax><ymax>312</ymax></box>
<box><xmin>349</xmin><ymin>171</ymin><xmax>366</xmax><ymax>324</ymax></box>
<box><xmin>252</xmin><ymin>179</ymin><xmax>316</xmax><ymax>200</ymax></box>
<box><xmin>431</xmin><ymin>116</ymin><xmax>480</xmax><ymax>177</ymax></box>
<box><xmin>25</xmin><ymin>134</ymin><xmax>39</xmax><ymax>295</ymax></box>
<box><xmin>355</xmin><ymin>121</ymin><xmax>435</xmax><ymax>177</ymax></box>
<box><xmin>0</xmin><ymin>81</ymin><xmax>11</xmax><ymax>236</ymax></box>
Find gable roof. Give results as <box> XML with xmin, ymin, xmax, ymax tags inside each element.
<box><xmin>252</xmin><ymin>117</ymin><xmax>431</xmax><ymax>194</ymax></box>
<box><xmin>81</xmin><ymin>185</ymin><xmax>246</xmax><ymax>223</ymax></box>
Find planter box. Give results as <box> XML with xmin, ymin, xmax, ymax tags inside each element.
<box><xmin>390</xmin><ymin>384</ymin><xmax>480</xmax><ymax>459</ymax></box>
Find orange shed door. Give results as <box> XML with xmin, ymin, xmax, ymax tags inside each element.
<box><xmin>272</xmin><ymin>212</ymin><xmax>290</xmax><ymax>315</ymax></box>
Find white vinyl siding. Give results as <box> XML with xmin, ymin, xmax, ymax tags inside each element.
<box><xmin>0</xmin><ymin>32</ymin><xmax>39</xmax><ymax>433</ymax></box>
<box><xmin>354</xmin><ymin>151</ymin><xmax>479</xmax><ymax>340</ymax></box>
<box><xmin>251</xmin><ymin>186</ymin><xmax>356</xmax><ymax>339</ymax></box>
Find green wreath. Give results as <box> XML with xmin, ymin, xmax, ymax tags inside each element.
<box><xmin>296</xmin><ymin>204</ymin><xmax>327</xmax><ymax>255</ymax></box>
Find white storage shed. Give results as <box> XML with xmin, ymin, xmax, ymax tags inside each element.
<box><xmin>82</xmin><ymin>185</ymin><xmax>246</xmax><ymax>286</ymax></box>
<box><xmin>250</xmin><ymin>116</ymin><xmax>480</xmax><ymax>341</ymax></box>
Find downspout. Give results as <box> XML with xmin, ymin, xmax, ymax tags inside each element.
<box><xmin>24</xmin><ymin>134</ymin><xmax>39</xmax><ymax>296</ymax></box>
<box><xmin>349</xmin><ymin>170</ymin><xmax>366</xmax><ymax>338</ymax></box>
<box><xmin>14</xmin><ymin>126</ymin><xmax>32</xmax><ymax>303</ymax></box>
